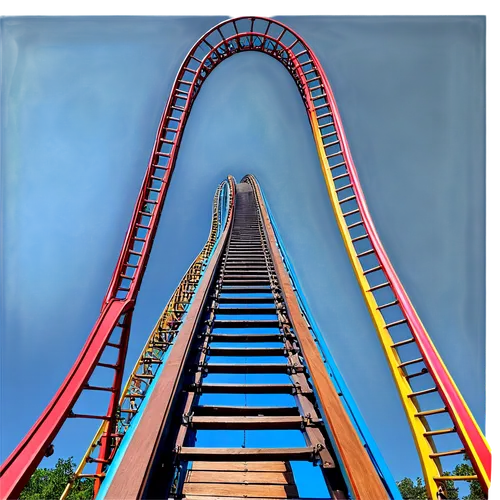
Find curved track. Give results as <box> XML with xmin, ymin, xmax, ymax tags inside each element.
<box><xmin>0</xmin><ymin>16</ymin><xmax>490</xmax><ymax>499</ymax></box>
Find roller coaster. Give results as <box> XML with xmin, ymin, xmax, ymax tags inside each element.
<box><xmin>0</xmin><ymin>16</ymin><xmax>490</xmax><ymax>500</ymax></box>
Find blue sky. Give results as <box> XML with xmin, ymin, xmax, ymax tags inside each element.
<box><xmin>0</xmin><ymin>15</ymin><xmax>485</xmax><ymax>489</ymax></box>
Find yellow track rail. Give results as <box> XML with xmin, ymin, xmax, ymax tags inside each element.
<box><xmin>310</xmin><ymin>113</ymin><xmax>445</xmax><ymax>493</ymax></box>
<box><xmin>305</xmin><ymin>70</ymin><xmax>487</xmax><ymax>495</ymax></box>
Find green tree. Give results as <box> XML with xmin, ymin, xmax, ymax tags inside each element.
<box><xmin>397</xmin><ymin>476</ymin><xmax>428</xmax><ymax>499</ymax></box>
<box><xmin>20</xmin><ymin>457</ymin><xmax>93</xmax><ymax>500</ymax></box>
<box><xmin>440</xmin><ymin>471</ymin><xmax>459</xmax><ymax>499</ymax></box>
<box><xmin>397</xmin><ymin>456</ymin><xmax>485</xmax><ymax>500</ymax></box>
<box><xmin>452</xmin><ymin>457</ymin><xmax>485</xmax><ymax>500</ymax></box>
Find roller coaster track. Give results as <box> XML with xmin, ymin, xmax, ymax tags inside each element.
<box><xmin>96</xmin><ymin>177</ymin><xmax>391</xmax><ymax>499</ymax></box>
<box><xmin>0</xmin><ymin>16</ymin><xmax>490</xmax><ymax>500</ymax></box>
<box><xmin>59</xmin><ymin>178</ymin><xmax>234</xmax><ymax>498</ymax></box>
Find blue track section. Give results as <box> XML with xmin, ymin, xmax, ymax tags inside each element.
<box><xmin>96</xmin><ymin>180</ymin><xmax>232</xmax><ymax>500</ymax></box>
<box><xmin>257</xmin><ymin>179</ymin><xmax>402</xmax><ymax>500</ymax></box>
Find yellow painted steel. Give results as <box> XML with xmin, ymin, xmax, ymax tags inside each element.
<box><xmin>408</xmin><ymin>306</ymin><xmax>491</xmax><ymax>490</ymax></box>
<box><xmin>309</xmin><ymin>112</ymin><xmax>444</xmax><ymax>499</ymax></box>
<box><xmin>60</xmin><ymin>178</ymin><xmax>234</xmax><ymax>500</ymax></box>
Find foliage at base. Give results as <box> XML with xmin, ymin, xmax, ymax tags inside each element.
<box><xmin>20</xmin><ymin>457</ymin><xmax>93</xmax><ymax>500</ymax></box>
<box><xmin>397</xmin><ymin>457</ymin><xmax>485</xmax><ymax>500</ymax></box>
<box><xmin>19</xmin><ymin>454</ymin><xmax>485</xmax><ymax>500</ymax></box>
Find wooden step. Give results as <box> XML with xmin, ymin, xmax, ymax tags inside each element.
<box><xmin>178</xmin><ymin>447</ymin><xmax>316</xmax><ymax>461</ymax></box>
<box><xmin>188</xmin><ymin>415</ymin><xmax>317</xmax><ymax>430</ymax></box>
<box><xmin>219</xmin><ymin>286</ymin><xmax>271</xmax><ymax>293</ymax></box>
<box><xmin>221</xmin><ymin>280</ymin><xmax>271</xmax><ymax>286</ymax></box>
<box><xmin>182</xmin><ymin>461</ymin><xmax>298</xmax><ymax>500</ymax></box>
<box><xmin>217</xmin><ymin>297</ymin><xmax>274</xmax><ymax>304</ymax></box>
<box><xmin>187</xmin><ymin>383</ymin><xmax>300</xmax><ymax>394</ymax></box>
<box><xmin>223</xmin><ymin>275</ymin><xmax>270</xmax><ymax>280</ymax></box>
<box><xmin>182</xmin><ymin>482</ymin><xmax>296</xmax><ymax>498</ymax></box>
<box><xmin>224</xmin><ymin>266</ymin><xmax>268</xmax><ymax>271</ymax></box>
<box><xmin>190</xmin><ymin>462</ymin><xmax>290</xmax><ymax>471</ymax></box>
<box><xmin>209</xmin><ymin>333</ymin><xmax>283</xmax><ymax>343</ymax></box>
<box><xmin>207</xmin><ymin>347</ymin><xmax>285</xmax><ymax>356</ymax></box>
<box><xmin>216</xmin><ymin>307</ymin><xmax>277</xmax><ymax>315</ymax></box>
<box><xmin>213</xmin><ymin>319</ymin><xmax>280</xmax><ymax>328</ymax></box>
<box><xmin>199</xmin><ymin>363</ymin><xmax>302</xmax><ymax>374</ymax></box>
<box><xmin>192</xmin><ymin>406</ymin><xmax>300</xmax><ymax>417</ymax></box>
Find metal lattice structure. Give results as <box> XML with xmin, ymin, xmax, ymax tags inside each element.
<box><xmin>0</xmin><ymin>16</ymin><xmax>490</xmax><ymax>500</ymax></box>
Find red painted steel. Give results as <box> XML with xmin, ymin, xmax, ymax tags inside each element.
<box><xmin>0</xmin><ymin>299</ymin><xmax>132</xmax><ymax>498</ymax></box>
<box><xmin>92</xmin><ymin>311</ymin><xmax>132</xmax><ymax>495</ymax></box>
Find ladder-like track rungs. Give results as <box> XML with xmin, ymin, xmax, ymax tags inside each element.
<box><xmin>226</xmin><ymin>252</ymin><xmax>264</xmax><ymax>256</ymax></box>
<box><xmin>424</xmin><ymin>427</ymin><xmax>455</xmax><ymax>437</ymax></box>
<box><xmin>226</xmin><ymin>262</ymin><xmax>267</xmax><ymax>267</ymax></box>
<box><xmin>216</xmin><ymin>307</ymin><xmax>277</xmax><ymax>315</ymax></box>
<box><xmin>228</xmin><ymin>245</ymin><xmax>263</xmax><ymax>249</ymax></box>
<box><xmin>415</xmin><ymin>407</ymin><xmax>447</xmax><ymax>418</ymax></box>
<box><xmin>208</xmin><ymin>333</ymin><xmax>284</xmax><ymax>343</ymax></box>
<box><xmin>391</xmin><ymin>338</ymin><xmax>415</xmax><ymax>348</ymax></box>
<box><xmin>224</xmin><ymin>271</ymin><xmax>268</xmax><ymax>276</ymax></box>
<box><xmin>192</xmin><ymin>406</ymin><xmax>300</xmax><ymax>417</ymax></box>
<box><xmin>213</xmin><ymin>319</ymin><xmax>280</xmax><ymax>328</ymax></box>
<box><xmin>188</xmin><ymin>383</ymin><xmax>298</xmax><ymax>394</ymax></box>
<box><xmin>226</xmin><ymin>248</ymin><xmax>264</xmax><ymax>255</ymax></box>
<box><xmin>408</xmin><ymin>387</ymin><xmax>437</xmax><ymax>398</ymax></box>
<box><xmin>199</xmin><ymin>363</ymin><xmax>302</xmax><ymax>374</ymax></box>
<box><xmin>217</xmin><ymin>297</ymin><xmax>274</xmax><ymax>304</ymax></box>
<box><xmin>224</xmin><ymin>272</ymin><xmax>269</xmax><ymax>278</ymax></box>
<box><xmin>227</xmin><ymin>246</ymin><xmax>263</xmax><ymax>250</ymax></box>
<box><xmin>429</xmin><ymin>448</ymin><xmax>466</xmax><ymax>459</ymax></box>
<box><xmin>399</xmin><ymin>357</ymin><xmax>424</xmax><ymax>368</ymax></box>
<box><xmin>227</xmin><ymin>250</ymin><xmax>264</xmax><ymax>254</ymax></box>
<box><xmin>188</xmin><ymin>416</ymin><xmax>318</xmax><ymax>430</ymax></box>
<box><xmin>224</xmin><ymin>261</ymin><xmax>267</xmax><ymax>266</ymax></box>
<box><xmin>207</xmin><ymin>347</ymin><xmax>285</xmax><ymax>356</ymax></box>
<box><xmin>434</xmin><ymin>475</ymin><xmax>478</xmax><ymax>482</ymax></box>
<box><xmin>219</xmin><ymin>286</ymin><xmax>271</xmax><ymax>293</ymax></box>
<box><xmin>224</xmin><ymin>265</ymin><xmax>268</xmax><ymax>270</ymax></box>
<box><xmin>221</xmin><ymin>280</ymin><xmax>271</xmax><ymax>286</ymax></box>
<box><xmin>221</xmin><ymin>283</ymin><xmax>271</xmax><ymax>295</ymax></box>
<box><xmin>177</xmin><ymin>497</ymin><xmax>304</xmax><ymax>500</ymax></box>
<box><xmin>177</xmin><ymin>447</ymin><xmax>317</xmax><ymax>462</ymax></box>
